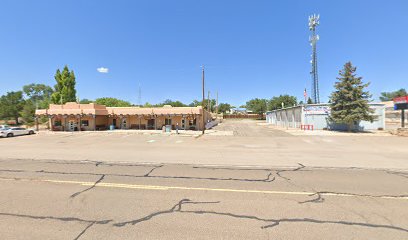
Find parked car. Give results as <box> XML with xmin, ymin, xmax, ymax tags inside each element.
<box><xmin>0</xmin><ymin>127</ymin><xmax>35</xmax><ymax>137</ymax></box>
<box><xmin>0</xmin><ymin>125</ymin><xmax>9</xmax><ymax>130</ymax></box>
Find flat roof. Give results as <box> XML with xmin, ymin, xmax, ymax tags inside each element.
<box><xmin>36</xmin><ymin>102</ymin><xmax>204</xmax><ymax>116</ymax></box>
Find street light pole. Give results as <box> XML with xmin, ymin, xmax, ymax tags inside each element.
<box><xmin>201</xmin><ymin>65</ymin><xmax>205</xmax><ymax>134</ymax></box>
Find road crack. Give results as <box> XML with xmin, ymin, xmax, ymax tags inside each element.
<box><xmin>73</xmin><ymin>222</ymin><xmax>95</xmax><ymax>240</ymax></box>
<box><xmin>0</xmin><ymin>212</ymin><xmax>111</xmax><ymax>225</ymax></box>
<box><xmin>114</xmin><ymin>199</ymin><xmax>220</xmax><ymax>227</ymax></box>
<box><xmin>144</xmin><ymin>165</ymin><xmax>163</xmax><ymax>177</ymax></box>
<box><xmin>113</xmin><ymin>199</ymin><xmax>408</xmax><ymax>233</ymax></box>
<box><xmin>275</xmin><ymin>163</ymin><xmax>305</xmax><ymax>181</ymax></box>
<box><xmin>70</xmin><ymin>174</ymin><xmax>105</xmax><ymax>198</ymax></box>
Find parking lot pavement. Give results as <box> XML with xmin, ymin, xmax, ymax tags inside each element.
<box><xmin>0</xmin><ymin>159</ymin><xmax>407</xmax><ymax>239</ymax></box>
<box><xmin>1</xmin><ymin>119</ymin><xmax>408</xmax><ymax>169</ymax></box>
<box><xmin>214</xmin><ymin>119</ymin><xmax>293</xmax><ymax>137</ymax></box>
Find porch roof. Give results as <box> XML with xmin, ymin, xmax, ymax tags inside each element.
<box><xmin>36</xmin><ymin>102</ymin><xmax>203</xmax><ymax>116</ymax></box>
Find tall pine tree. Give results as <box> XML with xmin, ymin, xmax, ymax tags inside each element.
<box><xmin>329</xmin><ymin>62</ymin><xmax>374</xmax><ymax>131</ymax></box>
<box><xmin>51</xmin><ymin>65</ymin><xmax>77</xmax><ymax>104</ymax></box>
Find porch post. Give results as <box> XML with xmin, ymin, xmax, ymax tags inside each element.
<box><xmin>78</xmin><ymin>115</ymin><xmax>81</xmax><ymax>131</ymax></box>
<box><xmin>93</xmin><ymin>115</ymin><xmax>96</xmax><ymax>131</ymax></box>
<box><xmin>154</xmin><ymin>115</ymin><xmax>157</xmax><ymax>130</ymax></box>
<box><xmin>35</xmin><ymin>116</ymin><xmax>39</xmax><ymax>131</ymax></box>
<box><xmin>139</xmin><ymin>115</ymin><xmax>141</xmax><ymax>130</ymax></box>
<box><xmin>48</xmin><ymin>115</ymin><xmax>52</xmax><ymax>131</ymax></box>
<box><xmin>63</xmin><ymin>115</ymin><xmax>66</xmax><ymax>131</ymax></box>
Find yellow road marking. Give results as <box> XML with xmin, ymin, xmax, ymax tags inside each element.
<box><xmin>1</xmin><ymin>177</ymin><xmax>407</xmax><ymax>200</ymax></box>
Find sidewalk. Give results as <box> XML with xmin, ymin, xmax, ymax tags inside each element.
<box><xmin>38</xmin><ymin>129</ymin><xmax>234</xmax><ymax>137</ymax></box>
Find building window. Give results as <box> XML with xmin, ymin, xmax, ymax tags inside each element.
<box><xmin>81</xmin><ymin>120</ymin><xmax>89</xmax><ymax>126</ymax></box>
<box><xmin>165</xmin><ymin>118</ymin><xmax>172</xmax><ymax>125</ymax></box>
<box><xmin>54</xmin><ymin>120</ymin><xmax>62</xmax><ymax>126</ymax></box>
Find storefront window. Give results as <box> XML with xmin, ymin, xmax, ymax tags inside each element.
<box><xmin>81</xmin><ymin>120</ymin><xmax>89</xmax><ymax>126</ymax></box>
<box><xmin>54</xmin><ymin>120</ymin><xmax>62</xmax><ymax>126</ymax></box>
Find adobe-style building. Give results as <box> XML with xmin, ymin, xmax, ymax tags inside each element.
<box><xmin>35</xmin><ymin>102</ymin><xmax>211</xmax><ymax>131</ymax></box>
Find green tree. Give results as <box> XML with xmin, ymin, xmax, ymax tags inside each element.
<box><xmin>307</xmin><ymin>97</ymin><xmax>313</xmax><ymax>104</ymax></box>
<box><xmin>245</xmin><ymin>98</ymin><xmax>268</xmax><ymax>115</ymax></box>
<box><xmin>0</xmin><ymin>91</ymin><xmax>25</xmax><ymax>124</ymax></box>
<box><xmin>21</xmin><ymin>100</ymin><xmax>36</xmax><ymax>125</ymax></box>
<box><xmin>23</xmin><ymin>83</ymin><xmax>54</xmax><ymax>109</ymax></box>
<box><xmin>188</xmin><ymin>99</ymin><xmax>216</xmax><ymax>111</ymax></box>
<box><xmin>95</xmin><ymin>97</ymin><xmax>132</xmax><ymax>107</ymax></box>
<box><xmin>79</xmin><ymin>99</ymin><xmax>93</xmax><ymax>104</ymax></box>
<box><xmin>379</xmin><ymin>88</ymin><xmax>407</xmax><ymax>101</ymax></box>
<box><xmin>51</xmin><ymin>65</ymin><xmax>77</xmax><ymax>104</ymax></box>
<box><xmin>188</xmin><ymin>100</ymin><xmax>201</xmax><ymax>107</ymax></box>
<box><xmin>161</xmin><ymin>99</ymin><xmax>187</xmax><ymax>107</ymax></box>
<box><xmin>143</xmin><ymin>102</ymin><xmax>153</xmax><ymax>107</ymax></box>
<box><xmin>268</xmin><ymin>95</ymin><xmax>297</xmax><ymax>110</ymax></box>
<box><xmin>218</xmin><ymin>103</ymin><xmax>232</xmax><ymax>113</ymax></box>
<box><xmin>329</xmin><ymin>62</ymin><xmax>374</xmax><ymax>131</ymax></box>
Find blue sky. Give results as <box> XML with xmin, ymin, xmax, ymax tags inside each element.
<box><xmin>0</xmin><ymin>0</ymin><xmax>407</xmax><ymax>106</ymax></box>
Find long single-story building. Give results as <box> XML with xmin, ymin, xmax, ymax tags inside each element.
<box><xmin>35</xmin><ymin>102</ymin><xmax>211</xmax><ymax>131</ymax></box>
<box><xmin>266</xmin><ymin>103</ymin><xmax>386</xmax><ymax>131</ymax></box>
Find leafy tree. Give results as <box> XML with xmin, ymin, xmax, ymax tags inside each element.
<box><xmin>245</xmin><ymin>98</ymin><xmax>268</xmax><ymax>115</ymax></box>
<box><xmin>23</xmin><ymin>83</ymin><xmax>54</xmax><ymax>109</ymax></box>
<box><xmin>95</xmin><ymin>97</ymin><xmax>132</xmax><ymax>107</ymax></box>
<box><xmin>379</xmin><ymin>88</ymin><xmax>407</xmax><ymax>101</ymax></box>
<box><xmin>79</xmin><ymin>99</ymin><xmax>93</xmax><ymax>104</ymax></box>
<box><xmin>161</xmin><ymin>99</ymin><xmax>187</xmax><ymax>107</ymax></box>
<box><xmin>188</xmin><ymin>99</ymin><xmax>217</xmax><ymax>112</ymax></box>
<box><xmin>188</xmin><ymin>100</ymin><xmax>201</xmax><ymax>107</ymax></box>
<box><xmin>51</xmin><ymin>65</ymin><xmax>77</xmax><ymax>104</ymax></box>
<box><xmin>307</xmin><ymin>97</ymin><xmax>313</xmax><ymax>104</ymax></box>
<box><xmin>218</xmin><ymin>103</ymin><xmax>232</xmax><ymax>113</ymax></box>
<box><xmin>0</xmin><ymin>91</ymin><xmax>25</xmax><ymax>124</ymax></box>
<box><xmin>143</xmin><ymin>102</ymin><xmax>153</xmax><ymax>107</ymax></box>
<box><xmin>21</xmin><ymin>100</ymin><xmax>36</xmax><ymax>125</ymax></box>
<box><xmin>329</xmin><ymin>62</ymin><xmax>374</xmax><ymax>131</ymax></box>
<box><xmin>268</xmin><ymin>95</ymin><xmax>297</xmax><ymax>110</ymax></box>
<box><xmin>23</xmin><ymin>83</ymin><xmax>53</xmax><ymax>104</ymax></box>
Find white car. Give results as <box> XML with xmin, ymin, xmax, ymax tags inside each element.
<box><xmin>0</xmin><ymin>125</ymin><xmax>9</xmax><ymax>130</ymax></box>
<box><xmin>0</xmin><ymin>127</ymin><xmax>35</xmax><ymax>137</ymax></box>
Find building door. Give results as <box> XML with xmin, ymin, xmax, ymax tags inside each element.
<box><xmin>122</xmin><ymin>118</ymin><xmax>127</xmax><ymax>129</ymax></box>
<box><xmin>113</xmin><ymin>119</ymin><xmax>117</xmax><ymax>128</ymax></box>
<box><xmin>147</xmin><ymin>119</ymin><xmax>155</xmax><ymax>129</ymax></box>
<box><xmin>68</xmin><ymin>120</ymin><xmax>76</xmax><ymax>131</ymax></box>
<box><xmin>181</xmin><ymin>119</ymin><xmax>186</xmax><ymax>129</ymax></box>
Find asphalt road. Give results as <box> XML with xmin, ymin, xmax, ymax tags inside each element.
<box><xmin>0</xmin><ymin>158</ymin><xmax>407</xmax><ymax>239</ymax></box>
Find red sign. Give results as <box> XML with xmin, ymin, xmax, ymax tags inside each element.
<box><xmin>393</xmin><ymin>96</ymin><xmax>408</xmax><ymax>104</ymax></box>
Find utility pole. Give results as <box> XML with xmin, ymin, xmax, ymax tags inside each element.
<box><xmin>201</xmin><ymin>65</ymin><xmax>205</xmax><ymax>134</ymax></box>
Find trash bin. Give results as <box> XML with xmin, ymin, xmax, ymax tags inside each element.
<box><xmin>165</xmin><ymin>125</ymin><xmax>171</xmax><ymax>133</ymax></box>
<box><xmin>110</xmin><ymin>125</ymin><xmax>115</xmax><ymax>130</ymax></box>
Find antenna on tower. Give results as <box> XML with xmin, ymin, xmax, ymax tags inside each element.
<box><xmin>309</xmin><ymin>14</ymin><xmax>320</xmax><ymax>104</ymax></box>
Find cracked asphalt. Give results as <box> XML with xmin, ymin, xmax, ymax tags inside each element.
<box><xmin>0</xmin><ymin>159</ymin><xmax>407</xmax><ymax>239</ymax></box>
<box><xmin>0</xmin><ymin>119</ymin><xmax>408</xmax><ymax>239</ymax></box>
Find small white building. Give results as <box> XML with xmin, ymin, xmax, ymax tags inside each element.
<box><xmin>266</xmin><ymin>103</ymin><xmax>386</xmax><ymax>131</ymax></box>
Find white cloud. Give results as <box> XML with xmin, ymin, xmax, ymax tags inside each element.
<box><xmin>97</xmin><ymin>67</ymin><xmax>109</xmax><ymax>73</ymax></box>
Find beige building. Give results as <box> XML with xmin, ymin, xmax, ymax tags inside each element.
<box><xmin>35</xmin><ymin>102</ymin><xmax>211</xmax><ymax>131</ymax></box>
